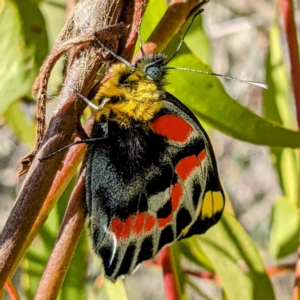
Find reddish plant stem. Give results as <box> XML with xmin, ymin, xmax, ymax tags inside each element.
<box><xmin>279</xmin><ymin>0</ymin><xmax>300</xmax><ymax>126</ymax></box>
<box><xmin>4</xmin><ymin>279</ymin><xmax>20</xmax><ymax>300</ymax></box>
<box><xmin>266</xmin><ymin>264</ymin><xmax>295</xmax><ymax>276</ymax></box>
<box><xmin>294</xmin><ymin>245</ymin><xmax>300</xmax><ymax>300</ymax></box>
<box><xmin>185</xmin><ymin>269</ymin><xmax>219</xmax><ymax>282</ymax></box>
<box><xmin>120</xmin><ymin>0</ymin><xmax>146</xmax><ymax>61</ymax></box>
<box><xmin>279</xmin><ymin>1</ymin><xmax>300</xmax><ymax>299</ymax></box>
<box><xmin>185</xmin><ymin>264</ymin><xmax>295</xmax><ymax>283</ymax></box>
<box><xmin>34</xmin><ymin>173</ymin><xmax>86</xmax><ymax>299</ymax></box>
<box><xmin>160</xmin><ymin>248</ymin><xmax>181</xmax><ymax>300</ymax></box>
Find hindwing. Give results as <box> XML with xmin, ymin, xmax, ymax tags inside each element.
<box><xmin>85</xmin><ymin>92</ymin><xmax>225</xmax><ymax>280</ymax></box>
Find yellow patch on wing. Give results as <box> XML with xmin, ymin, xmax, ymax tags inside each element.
<box><xmin>200</xmin><ymin>191</ymin><xmax>224</xmax><ymax>220</ymax></box>
<box><xmin>181</xmin><ymin>190</ymin><xmax>224</xmax><ymax>237</ymax></box>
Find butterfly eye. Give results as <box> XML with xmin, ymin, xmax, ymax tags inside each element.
<box><xmin>146</xmin><ymin>66</ymin><xmax>162</xmax><ymax>80</ymax></box>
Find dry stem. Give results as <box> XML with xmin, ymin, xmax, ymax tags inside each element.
<box><xmin>0</xmin><ymin>0</ymin><xmax>135</xmax><ymax>290</ymax></box>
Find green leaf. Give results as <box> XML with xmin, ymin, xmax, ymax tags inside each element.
<box><xmin>103</xmin><ymin>279</ymin><xmax>128</xmax><ymax>300</ymax></box>
<box><xmin>270</xmin><ymin>197</ymin><xmax>300</xmax><ymax>259</ymax></box>
<box><xmin>271</xmin><ymin>147</ymin><xmax>299</xmax><ymax>205</ymax></box>
<box><xmin>169</xmin><ymin>244</ymin><xmax>188</xmax><ymax>300</ymax></box>
<box><xmin>264</xmin><ymin>21</ymin><xmax>299</xmax><ymax>205</ymax></box>
<box><xmin>137</xmin><ymin>0</ymin><xmax>166</xmax><ymax>47</ymax></box>
<box><xmin>181</xmin><ymin>13</ymin><xmax>211</xmax><ymax>65</ymax></box>
<box><xmin>58</xmin><ymin>189</ymin><xmax>88</xmax><ymax>300</ymax></box>
<box><xmin>198</xmin><ymin>212</ymin><xmax>275</xmax><ymax>300</ymax></box>
<box><xmin>164</xmin><ymin>38</ymin><xmax>300</xmax><ymax>148</ymax></box>
<box><xmin>4</xmin><ymin>101</ymin><xmax>35</xmax><ymax>147</ymax></box>
<box><xmin>186</xmin><ymin>278</ymin><xmax>212</xmax><ymax>300</ymax></box>
<box><xmin>179</xmin><ymin>237</ymin><xmax>214</xmax><ymax>273</ymax></box>
<box><xmin>264</xmin><ymin>22</ymin><xmax>297</xmax><ymax>129</ymax></box>
<box><xmin>0</xmin><ymin>0</ymin><xmax>48</xmax><ymax>116</ymax></box>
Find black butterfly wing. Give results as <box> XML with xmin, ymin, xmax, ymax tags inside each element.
<box><xmin>85</xmin><ymin>92</ymin><xmax>225</xmax><ymax>280</ymax></box>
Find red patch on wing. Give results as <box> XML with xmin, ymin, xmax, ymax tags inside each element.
<box><xmin>133</xmin><ymin>213</ymin><xmax>156</xmax><ymax>235</ymax></box>
<box><xmin>110</xmin><ymin>213</ymin><xmax>156</xmax><ymax>239</ymax></box>
<box><xmin>198</xmin><ymin>150</ymin><xmax>206</xmax><ymax>162</ymax></box>
<box><xmin>158</xmin><ymin>214</ymin><xmax>172</xmax><ymax>228</ymax></box>
<box><xmin>175</xmin><ymin>155</ymin><xmax>199</xmax><ymax>181</ymax></box>
<box><xmin>171</xmin><ymin>182</ymin><xmax>183</xmax><ymax>212</ymax></box>
<box><xmin>150</xmin><ymin>114</ymin><xmax>193</xmax><ymax>142</ymax></box>
<box><xmin>110</xmin><ymin>215</ymin><xmax>134</xmax><ymax>240</ymax></box>
<box><xmin>157</xmin><ymin>183</ymin><xmax>183</xmax><ymax>229</ymax></box>
<box><xmin>133</xmin><ymin>213</ymin><xmax>146</xmax><ymax>235</ymax></box>
<box><xmin>144</xmin><ymin>214</ymin><xmax>156</xmax><ymax>233</ymax></box>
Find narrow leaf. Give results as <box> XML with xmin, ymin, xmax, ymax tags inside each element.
<box><xmin>270</xmin><ymin>197</ymin><xmax>300</xmax><ymax>259</ymax></box>
<box><xmin>103</xmin><ymin>279</ymin><xmax>128</xmax><ymax>300</ymax></box>
<box><xmin>198</xmin><ymin>212</ymin><xmax>275</xmax><ymax>300</ymax></box>
<box><xmin>264</xmin><ymin>20</ymin><xmax>299</xmax><ymax>205</ymax></box>
<box><xmin>0</xmin><ymin>0</ymin><xmax>48</xmax><ymax>115</ymax></box>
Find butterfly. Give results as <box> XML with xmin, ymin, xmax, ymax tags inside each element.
<box><xmin>80</xmin><ymin>48</ymin><xmax>225</xmax><ymax>280</ymax></box>
<box><xmin>36</xmin><ymin>7</ymin><xmax>229</xmax><ymax>280</ymax></box>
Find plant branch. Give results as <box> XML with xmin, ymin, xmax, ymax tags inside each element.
<box><xmin>0</xmin><ymin>0</ymin><xmax>136</xmax><ymax>290</ymax></box>
<box><xmin>279</xmin><ymin>0</ymin><xmax>300</xmax><ymax>126</ymax></box>
<box><xmin>185</xmin><ymin>269</ymin><xmax>219</xmax><ymax>282</ymax></box>
<box><xmin>35</xmin><ymin>172</ymin><xmax>86</xmax><ymax>299</ymax></box>
<box><xmin>5</xmin><ymin>119</ymin><xmax>93</xmax><ymax>290</ymax></box>
<box><xmin>160</xmin><ymin>247</ymin><xmax>182</xmax><ymax>300</ymax></box>
<box><xmin>4</xmin><ymin>279</ymin><xmax>20</xmax><ymax>300</ymax></box>
<box><xmin>184</xmin><ymin>263</ymin><xmax>295</xmax><ymax>283</ymax></box>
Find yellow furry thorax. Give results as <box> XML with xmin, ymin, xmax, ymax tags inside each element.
<box><xmin>92</xmin><ymin>62</ymin><xmax>166</xmax><ymax>128</ymax></box>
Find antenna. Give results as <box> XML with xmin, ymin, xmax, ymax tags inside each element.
<box><xmin>39</xmin><ymin>136</ymin><xmax>107</xmax><ymax>161</ymax></box>
<box><xmin>94</xmin><ymin>35</ymin><xmax>136</xmax><ymax>70</ymax></box>
<box><xmin>63</xmin><ymin>84</ymin><xmax>100</xmax><ymax>110</ymax></box>
<box><xmin>165</xmin><ymin>67</ymin><xmax>269</xmax><ymax>89</ymax></box>
<box><xmin>137</xmin><ymin>18</ymin><xmax>146</xmax><ymax>57</ymax></box>
<box><xmin>165</xmin><ymin>8</ymin><xmax>204</xmax><ymax>64</ymax></box>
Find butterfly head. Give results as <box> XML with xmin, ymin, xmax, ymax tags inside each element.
<box><xmin>135</xmin><ymin>53</ymin><xmax>168</xmax><ymax>84</ymax></box>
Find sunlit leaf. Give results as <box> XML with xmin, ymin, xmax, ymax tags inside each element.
<box><xmin>179</xmin><ymin>238</ymin><xmax>214</xmax><ymax>273</ymax></box>
<box><xmin>4</xmin><ymin>101</ymin><xmax>35</xmax><ymax>147</ymax></box>
<box><xmin>270</xmin><ymin>197</ymin><xmax>300</xmax><ymax>259</ymax></box>
<box><xmin>140</xmin><ymin>0</ymin><xmax>166</xmax><ymax>42</ymax></box>
<box><xmin>181</xmin><ymin>13</ymin><xmax>211</xmax><ymax>65</ymax></box>
<box><xmin>186</xmin><ymin>278</ymin><xmax>212</xmax><ymax>300</ymax></box>
<box><xmin>0</xmin><ymin>0</ymin><xmax>48</xmax><ymax>116</ymax></box>
<box><xmin>168</xmin><ymin>244</ymin><xmax>188</xmax><ymax>300</ymax></box>
<box><xmin>198</xmin><ymin>212</ymin><xmax>275</xmax><ymax>300</ymax></box>
<box><xmin>264</xmin><ymin>21</ymin><xmax>299</xmax><ymax>205</ymax></box>
<box><xmin>103</xmin><ymin>279</ymin><xmax>128</xmax><ymax>300</ymax></box>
